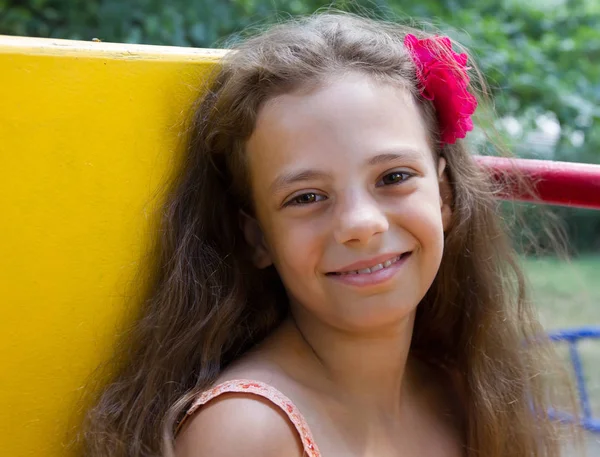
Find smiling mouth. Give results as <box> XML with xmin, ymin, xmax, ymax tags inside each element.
<box><xmin>327</xmin><ymin>252</ymin><xmax>412</xmax><ymax>276</ymax></box>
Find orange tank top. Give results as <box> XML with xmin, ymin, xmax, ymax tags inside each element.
<box><xmin>176</xmin><ymin>379</ymin><xmax>322</xmax><ymax>457</ymax></box>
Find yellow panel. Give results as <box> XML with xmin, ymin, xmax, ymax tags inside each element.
<box><xmin>0</xmin><ymin>35</ymin><xmax>225</xmax><ymax>457</ymax></box>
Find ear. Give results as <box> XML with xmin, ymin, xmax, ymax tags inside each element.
<box><xmin>437</xmin><ymin>157</ymin><xmax>453</xmax><ymax>232</ymax></box>
<box><xmin>239</xmin><ymin>210</ymin><xmax>273</xmax><ymax>269</ymax></box>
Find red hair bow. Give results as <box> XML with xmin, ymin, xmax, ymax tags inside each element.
<box><xmin>404</xmin><ymin>33</ymin><xmax>478</xmax><ymax>145</ymax></box>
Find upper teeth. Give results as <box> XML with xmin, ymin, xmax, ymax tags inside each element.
<box><xmin>338</xmin><ymin>255</ymin><xmax>402</xmax><ymax>275</ymax></box>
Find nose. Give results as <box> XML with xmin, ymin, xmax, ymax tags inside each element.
<box><xmin>333</xmin><ymin>192</ymin><xmax>389</xmax><ymax>245</ymax></box>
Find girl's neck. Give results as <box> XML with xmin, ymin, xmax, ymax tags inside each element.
<box><xmin>275</xmin><ymin>310</ymin><xmax>417</xmax><ymax>418</ymax></box>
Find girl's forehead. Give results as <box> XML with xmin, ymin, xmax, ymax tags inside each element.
<box><xmin>256</xmin><ymin>73</ymin><xmax>416</xmax><ymax>132</ymax></box>
<box><xmin>246</xmin><ymin>73</ymin><xmax>433</xmax><ymax>181</ymax></box>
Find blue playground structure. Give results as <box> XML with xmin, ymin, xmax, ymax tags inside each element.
<box><xmin>548</xmin><ymin>326</ymin><xmax>600</xmax><ymax>433</ymax></box>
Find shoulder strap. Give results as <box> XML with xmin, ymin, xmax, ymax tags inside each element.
<box><xmin>176</xmin><ymin>379</ymin><xmax>322</xmax><ymax>457</ymax></box>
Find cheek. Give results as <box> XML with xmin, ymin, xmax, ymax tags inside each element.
<box><xmin>264</xmin><ymin>218</ymin><xmax>325</xmax><ymax>278</ymax></box>
<box><xmin>265</xmin><ymin>224</ymin><xmax>330</xmax><ymax>309</ymax></box>
<box><xmin>394</xmin><ymin>190</ymin><xmax>445</xmax><ymax>254</ymax></box>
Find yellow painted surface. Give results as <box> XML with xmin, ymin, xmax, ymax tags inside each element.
<box><xmin>0</xmin><ymin>35</ymin><xmax>225</xmax><ymax>457</ymax></box>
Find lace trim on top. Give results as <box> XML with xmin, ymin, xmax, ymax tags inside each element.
<box><xmin>176</xmin><ymin>379</ymin><xmax>322</xmax><ymax>457</ymax></box>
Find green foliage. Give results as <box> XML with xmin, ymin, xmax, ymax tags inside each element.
<box><xmin>1</xmin><ymin>0</ymin><xmax>598</xmax><ymax>251</ymax></box>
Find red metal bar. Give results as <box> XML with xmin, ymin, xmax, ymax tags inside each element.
<box><xmin>475</xmin><ymin>156</ymin><xmax>600</xmax><ymax>210</ymax></box>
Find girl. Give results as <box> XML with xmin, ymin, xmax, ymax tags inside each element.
<box><xmin>80</xmin><ymin>12</ymin><xmax>576</xmax><ymax>457</ymax></box>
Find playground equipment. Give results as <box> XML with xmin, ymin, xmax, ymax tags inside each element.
<box><xmin>548</xmin><ymin>327</ymin><xmax>600</xmax><ymax>433</ymax></box>
<box><xmin>1</xmin><ymin>35</ymin><xmax>599</xmax><ymax>457</ymax></box>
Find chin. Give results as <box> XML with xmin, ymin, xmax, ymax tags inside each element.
<box><xmin>329</xmin><ymin>299</ymin><xmax>419</xmax><ymax>334</ymax></box>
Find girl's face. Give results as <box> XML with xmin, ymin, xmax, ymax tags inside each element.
<box><xmin>244</xmin><ymin>72</ymin><xmax>451</xmax><ymax>332</ymax></box>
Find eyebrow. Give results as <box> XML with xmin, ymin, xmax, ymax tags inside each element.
<box><xmin>269</xmin><ymin>149</ymin><xmax>425</xmax><ymax>194</ymax></box>
<box><xmin>367</xmin><ymin>149</ymin><xmax>424</xmax><ymax>166</ymax></box>
<box><xmin>269</xmin><ymin>169</ymin><xmax>329</xmax><ymax>194</ymax></box>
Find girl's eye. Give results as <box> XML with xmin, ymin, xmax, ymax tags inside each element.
<box><xmin>378</xmin><ymin>171</ymin><xmax>411</xmax><ymax>186</ymax></box>
<box><xmin>286</xmin><ymin>192</ymin><xmax>326</xmax><ymax>206</ymax></box>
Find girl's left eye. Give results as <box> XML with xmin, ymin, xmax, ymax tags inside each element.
<box><xmin>378</xmin><ymin>171</ymin><xmax>412</xmax><ymax>186</ymax></box>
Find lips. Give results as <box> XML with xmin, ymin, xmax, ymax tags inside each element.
<box><xmin>327</xmin><ymin>252</ymin><xmax>411</xmax><ymax>276</ymax></box>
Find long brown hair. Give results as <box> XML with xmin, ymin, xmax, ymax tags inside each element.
<box><xmin>78</xmin><ymin>11</ymin><xmax>577</xmax><ymax>457</ymax></box>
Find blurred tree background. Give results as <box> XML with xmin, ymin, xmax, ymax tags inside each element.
<box><xmin>1</xmin><ymin>0</ymin><xmax>599</xmax><ymax>252</ymax></box>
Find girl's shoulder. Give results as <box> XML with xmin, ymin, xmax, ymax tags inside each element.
<box><xmin>175</xmin><ymin>361</ymin><xmax>321</xmax><ymax>457</ymax></box>
<box><xmin>174</xmin><ymin>384</ymin><xmax>305</xmax><ymax>457</ymax></box>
